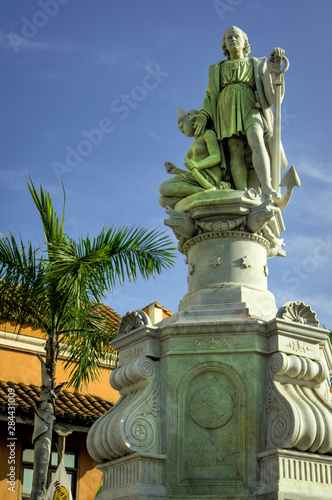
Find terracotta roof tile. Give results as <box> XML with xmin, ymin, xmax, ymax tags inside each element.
<box><xmin>144</xmin><ymin>301</ymin><xmax>173</xmax><ymax>317</ymax></box>
<box><xmin>155</xmin><ymin>302</ymin><xmax>173</xmax><ymax>317</ymax></box>
<box><xmin>0</xmin><ymin>284</ymin><xmax>122</xmax><ymax>336</ymax></box>
<box><xmin>94</xmin><ymin>304</ymin><xmax>122</xmax><ymax>334</ymax></box>
<box><xmin>0</xmin><ymin>380</ymin><xmax>112</xmax><ymax>425</ymax></box>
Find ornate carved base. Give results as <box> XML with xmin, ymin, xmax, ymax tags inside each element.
<box><xmin>87</xmin><ymin>302</ymin><xmax>332</xmax><ymax>499</ymax></box>
<box><xmin>257</xmin><ymin>449</ymin><xmax>332</xmax><ymax>499</ymax></box>
<box><xmin>96</xmin><ymin>453</ymin><xmax>166</xmax><ymax>500</ymax></box>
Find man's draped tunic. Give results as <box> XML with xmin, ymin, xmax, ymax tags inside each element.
<box><xmin>217</xmin><ymin>59</ymin><xmax>265</xmax><ymax>140</ymax></box>
<box><xmin>200</xmin><ymin>56</ymin><xmax>287</xmax><ymax>172</ymax></box>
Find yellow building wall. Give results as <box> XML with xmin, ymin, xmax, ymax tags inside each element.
<box><xmin>0</xmin><ymin>320</ymin><xmax>119</xmax><ymax>499</ymax></box>
<box><xmin>0</xmin><ymin>321</ymin><xmax>119</xmax><ymax>402</ymax></box>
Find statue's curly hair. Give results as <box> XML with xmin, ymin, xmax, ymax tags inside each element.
<box><xmin>221</xmin><ymin>26</ymin><xmax>251</xmax><ymax>59</ymax></box>
<box><xmin>177</xmin><ymin>108</ymin><xmax>200</xmax><ymax>125</ymax></box>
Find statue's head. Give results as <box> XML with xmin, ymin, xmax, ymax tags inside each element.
<box><xmin>177</xmin><ymin>108</ymin><xmax>199</xmax><ymax>137</ymax></box>
<box><xmin>222</xmin><ymin>26</ymin><xmax>251</xmax><ymax>59</ymax></box>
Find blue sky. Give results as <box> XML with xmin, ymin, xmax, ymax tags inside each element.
<box><xmin>0</xmin><ymin>0</ymin><xmax>331</xmax><ymax>328</ymax></box>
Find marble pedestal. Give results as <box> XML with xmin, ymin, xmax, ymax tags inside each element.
<box><xmin>87</xmin><ymin>225</ymin><xmax>332</xmax><ymax>499</ymax></box>
<box><xmin>87</xmin><ymin>310</ymin><xmax>332</xmax><ymax>499</ymax></box>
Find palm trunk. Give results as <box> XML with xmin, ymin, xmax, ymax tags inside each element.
<box><xmin>30</xmin><ymin>332</ymin><xmax>58</xmax><ymax>500</ymax></box>
<box><xmin>30</xmin><ymin>408</ymin><xmax>54</xmax><ymax>500</ymax></box>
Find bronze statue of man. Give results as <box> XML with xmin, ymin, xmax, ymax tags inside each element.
<box><xmin>194</xmin><ymin>26</ymin><xmax>287</xmax><ymax>198</ymax></box>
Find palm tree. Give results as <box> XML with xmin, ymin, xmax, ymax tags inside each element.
<box><xmin>0</xmin><ymin>180</ymin><xmax>175</xmax><ymax>500</ymax></box>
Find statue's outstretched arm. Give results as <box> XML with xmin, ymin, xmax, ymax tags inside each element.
<box><xmin>164</xmin><ymin>161</ymin><xmax>186</xmax><ymax>175</ymax></box>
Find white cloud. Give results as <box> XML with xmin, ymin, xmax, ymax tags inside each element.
<box><xmin>146</xmin><ymin>130</ymin><xmax>177</xmax><ymax>143</ymax></box>
<box><xmin>296</xmin><ymin>158</ymin><xmax>332</xmax><ymax>184</ymax></box>
<box><xmin>0</xmin><ymin>30</ymin><xmax>70</xmax><ymax>53</ymax></box>
<box><xmin>0</xmin><ymin>28</ymin><xmax>146</xmax><ymax>73</ymax></box>
<box><xmin>0</xmin><ymin>168</ymin><xmax>30</xmax><ymax>192</ymax></box>
<box><xmin>93</xmin><ymin>46</ymin><xmax>146</xmax><ymax>69</ymax></box>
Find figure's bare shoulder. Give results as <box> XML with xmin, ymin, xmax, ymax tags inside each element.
<box><xmin>203</xmin><ymin>129</ymin><xmax>219</xmax><ymax>150</ymax></box>
<box><xmin>203</xmin><ymin>129</ymin><xmax>218</xmax><ymax>140</ymax></box>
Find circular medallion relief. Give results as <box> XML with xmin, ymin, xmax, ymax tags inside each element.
<box><xmin>189</xmin><ymin>386</ymin><xmax>234</xmax><ymax>429</ymax></box>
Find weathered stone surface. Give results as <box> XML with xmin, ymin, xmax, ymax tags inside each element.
<box><xmin>257</xmin><ymin>449</ymin><xmax>332</xmax><ymax>499</ymax></box>
<box><xmin>87</xmin><ymin>309</ymin><xmax>332</xmax><ymax>499</ymax></box>
<box><xmin>96</xmin><ymin>453</ymin><xmax>167</xmax><ymax>500</ymax></box>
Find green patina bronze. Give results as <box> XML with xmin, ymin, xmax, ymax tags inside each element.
<box><xmin>159</xmin><ymin>108</ymin><xmax>231</xmax><ymax>209</ymax></box>
<box><xmin>160</xmin><ymin>26</ymin><xmax>288</xmax><ymax>207</ymax></box>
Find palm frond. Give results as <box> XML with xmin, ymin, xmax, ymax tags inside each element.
<box><xmin>28</xmin><ymin>177</ymin><xmax>65</xmax><ymax>245</ymax></box>
<box><xmin>2</xmin><ymin>180</ymin><xmax>176</xmax><ymax>390</ymax></box>
<box><xmin>103</xmin><ymin>226</ymin><xmax>176</xmax><ymax>283</ymax></box>
<box><xmin>47</xmin><ymin>227</ymin><xmax>176</xmax><ymax>306</ymax></box>
<box><xmin>0</xmin><ymin>232</ymin><xmax>49</xmax><ymax>329</ymax></box>
<box><xmin>59</xmin><ymin>307</ymin><xmax>116</xmax><ymax>390</ymax></box>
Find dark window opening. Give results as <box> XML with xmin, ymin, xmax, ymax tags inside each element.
<box><xmin>21</xmin><ymin>443</ymin><xmax>78</xmax><ymax>499</ymax></box>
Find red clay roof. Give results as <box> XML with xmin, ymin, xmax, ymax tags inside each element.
<box><xmin>0</xmin><ymin>380</ymin><xmax>112</xmax><ymax>426</ymax></box>
<box><xmin>154</xmin><ymin>302</ymin><xmax>173</xmax><ymax>317</ymax></box>
<box><xmin>143</xmin><ymin>301</ymin><xmax>173</xmax><ymax>317</ymax></box>
<box><xmin>0</xmin><ymin>285</ymin><xmax>122</xmax><ymax>335</ymax></box>
<box><xmin>93</xmin><ymin>303</ymin><xmax>122</xmax><ymax>334</ymax></box>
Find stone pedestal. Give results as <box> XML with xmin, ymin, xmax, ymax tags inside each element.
<box><xmin>257</xmin><ymin>449</ymin><xmax>332</xmax><ymax>499</ymax></box>
<box><xmin>177</xmin><ymin>230</ymin><xmax>277</xmax><ymax>322</ymax></box>
<box><xmin>87</xmin><ymin>307</ymin><xmax>332</xmax><ymax>499</ymax></box>
<box><xmin>87</xmin><ymin>207</ymin><xmax>332</xmax><ymax>499</ymax></box>
<box><xmin>96</xmin><ymin>453</ymin><xmax>167</xmax><ymax>500</ymax></box>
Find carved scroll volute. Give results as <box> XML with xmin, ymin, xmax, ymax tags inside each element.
<box><xmin>87</xmin><ymin>357</ymin><xmax>160</xmax><ymax>463</ymax></box>
<box><xmin>265</xmin><ymin>352</ymin><xmax>332</xmax><ymax>454</ymax></box>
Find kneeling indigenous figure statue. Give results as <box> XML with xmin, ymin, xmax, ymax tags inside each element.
<box><xmin>88</xmin><ymin>27</ymin><xmax>332</xmax><ymax>500</ymax></box>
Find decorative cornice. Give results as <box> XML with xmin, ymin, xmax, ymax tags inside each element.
<box><xmin>0</xmin><ymin>330</ymin><xmax>116</xmax><ymax>367</ymax></box>
<box><xmin>0</xmin><ymin>329</ymin><xmax>46</xmax><ymax>354</ymax></box>
<box><xmin>183</xmin><ymin>230</ymin><xmax>270</xmax><ymax>254</ymax></box>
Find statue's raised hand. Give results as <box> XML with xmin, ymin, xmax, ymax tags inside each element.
<box><xmin>268</xmin><ymin>47</ymin><xmax>288</xmax><ymax>75</ymax></box>
<box><xmin>164</xmin><ymin>161</ymin><xmax>178</xmax><ymax>175</ymax></box>
<box><xmin>193</xmin><ymin>113</ymin><xmax>207</xmax><ymax>136</ymax></box>
<box><xmin>270</xmin><ymin>47</ymin><xmax>285</xmax><ymax>60</ymax></box>
<box><xmin>269</xmin><ymin>47</ymin><xmax>286</xmax><ymax>70</ymax></box>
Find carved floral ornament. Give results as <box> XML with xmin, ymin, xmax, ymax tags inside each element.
<box><xmin>277</xmin><ymin>301</ymin><xmax>319</xmax><ymax>327</ymax></box>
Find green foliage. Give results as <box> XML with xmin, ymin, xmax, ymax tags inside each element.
<box><xmin>0</xmin><ymin>180</ymin><xmax>176</xmax><ymax>390</ymax></box>
<box><xmin>27</xmin><ymin>176</ymin><xmax>66</xmax><ymax>244</ymax></box>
